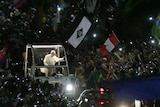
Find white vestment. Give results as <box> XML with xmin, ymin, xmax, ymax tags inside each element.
<box><xmin>40</xmin><ymin>54</ymin><xmax>64</xmax><ymax>77</ymax></box>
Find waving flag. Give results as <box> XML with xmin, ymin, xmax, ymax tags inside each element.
<box><xmin>100</xmin><ymin>31</ymin><xmax>119</xmax><ymax>56</ymax></box>
<box><xmin>13</xmin><ymin>0</ymin><xmax>26</xmax><ymax>8</ymax></box>
<box><xmin>68</xmin><ymin>16</ymin><xmax>91</xmax><ymax>48</ymax></box>
<box><xmin>52</xmin><ymin>10</ymin><xmax>61</xmax><ymax>32</ymax></box>
<box><xmin>85</xmin><ymin>0</ymin><xmax>99</xmax><ymax>13</ymax></box>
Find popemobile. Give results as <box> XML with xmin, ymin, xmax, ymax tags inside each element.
<box><xmin>24</xmin><ymin>43</ymin><xmax>76</xmax><ymax>99</ymax></box>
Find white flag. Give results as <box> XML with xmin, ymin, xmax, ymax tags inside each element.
<box><xmin>68</xmin><ymin>16</ymin><xmax>91</xmax><ymax>48</ymax></box>
<box><xmin>52</xmin><ymin>10</ymin><xmax>61</xmax><ymax>32</ymax></box>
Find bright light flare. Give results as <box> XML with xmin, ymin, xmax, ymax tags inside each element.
<box><xmin>118</xmin><ymin>104</ymin><xmax>129</xmax><ymax>107</ymax></box>
<box><xmin>135</xmin><ymin>100</ymin><xmax>141</xmax><ymax>107</ymax></box>
<box><xmin>151</xmin><ymin>39</ymin><xmax>155</xmax><ymax>44</ymax></box>
<box><xmin>93</xmin><ymin>33</ymin><xmax>97</xmax><ymax>38</ymax></box>
<box><xmin>84</xmin><ymin>98</ymin><xmax>88</xmax><ymax>102</ymax></box>
<box><xmin>100</xmin><ymin>88</ymin><xmax>105</xmax><ymax>92</ymax></box>
<box><xmin>119</xmin><ymin>105</ymin><xmax>128</xmax><ymax>107</ymax></box>
<box><xmin>97</xmin><ymin>101</ymin><xmax>105</xmax><ymax>105</ymax></box>
<box><xmin>66</xmin><ymin>84</ymin><xmax>73</xmax><ymax>91</ymax></box>
<box><xmin>99</xmin><ymin>88</ymin><xmax>105</xmax><ymax>94</ymax></box>
<box><xmin>148</xmin><ymin>16</ymin><xmax>153</xmax><ymax>21</ymax></box>
<box><xmin>57</xmin><ymin>5</ymin><xmax>61</xmax><ymax>11</ymax></box>
<box><xmin>119</xmin><ymin>47</ymin><xmax>123</xmax><ymax>51</ymax></box>
<box><xmin>129</xmin><ymin>41</ymin><xmax>133</xmax><ymax>45</ymax></box>
<box><xmin>117</xmin><ymin>102</ymin><xmax>129</xmax><ymax>107</ymax></box>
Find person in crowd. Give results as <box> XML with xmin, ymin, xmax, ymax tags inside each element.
<box><xmin>75</xmin><ymin>62</ymin><xmax>86</xmax><ymax>88</ymax></box>
<box><xmin>40</xmin><ymin>50</ymin><xmax>64</xmax><ymax>78</ymax></box>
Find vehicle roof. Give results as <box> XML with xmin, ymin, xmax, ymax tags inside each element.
<box><xmin>27</xmin><ymin>44</ymin><xmax>63</xmax><ymax>48</ymax></box>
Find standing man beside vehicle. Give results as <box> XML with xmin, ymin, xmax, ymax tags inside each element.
<box><xmin>40</xmin><ymin>50</ymin><xmax>64</xmax><ymax>78</ymax></box>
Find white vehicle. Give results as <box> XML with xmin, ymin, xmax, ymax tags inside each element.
<box><xmin>24</xmin><ymin>43</ymin><xmax>75</xmax><ymax>97</ymax></box>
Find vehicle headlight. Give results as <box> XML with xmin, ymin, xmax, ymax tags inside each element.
<box><xmin>66</xmin><ymin>84</ymin><xmax>73</xmax><ymax>91</ymax></box>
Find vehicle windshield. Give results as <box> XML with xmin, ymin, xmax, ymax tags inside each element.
<box><xmin>32</xmin><ymin>47</ymin><xmax>65</xmax><ymax>66</ymax></box>
<box><xmin>25</xmin><ymin>44</ymin><xmax>69</xmax><ymax>78</ymax></box>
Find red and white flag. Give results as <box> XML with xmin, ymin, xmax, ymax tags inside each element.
<box><xmin>100</xmin><ymin>31</ymin><xmax>120</xmax><ymax>56</ymax></box>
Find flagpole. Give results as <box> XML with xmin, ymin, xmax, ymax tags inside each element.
<box><xmin>114</xmin><ymin>52</ymin><xmax>121</xmax><ymax>60</ymax></box>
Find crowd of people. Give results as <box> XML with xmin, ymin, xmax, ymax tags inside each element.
<box><xmin>0</xmin><ymin>41</ymin><xmax>160</xmax><ymax>106</ymax></box>
<box><xmin>0</xmin><ymin>73</ymin><xmax>68</xmax><ymax>107</ymax></box>
<box><xmin>72</xmin><ymin>41</ymin><xmax>160</xmax><ymax>89</ymax></box>
<box><xmin>0</xmin><ymin>0</ymin><xmax>160</xmax><ymax>106</ymax></box>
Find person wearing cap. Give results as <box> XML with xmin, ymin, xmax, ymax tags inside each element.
<box><xmin>40</xmin><ymin>50</ymin><xmax>64</xmax><ymax>78</ymax></box>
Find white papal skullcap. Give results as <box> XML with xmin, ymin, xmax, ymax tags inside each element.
<box><xmin>50</xmin><ymin>50</ymin><xmax>56</xmax><ymax>53</ymax></box>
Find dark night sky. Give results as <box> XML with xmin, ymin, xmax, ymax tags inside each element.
<box><xmin>116</xmin><ymin>0</ymin><xmax>160</xmax><ymax>42</ymax></box>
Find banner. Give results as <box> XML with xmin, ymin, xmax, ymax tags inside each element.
<box><xmin>100</xmin><ymin>31</ymin><xmax>119</xmax><ymax>56</ymax></box>
<box><xmin>68</xmin><ymin>16</ymin><xmax>92</xmax><ymax>48</ymax></box>
<box><xmin>99</xmin><ymin>75</ymin><xmax>160</xmax><ymax>101</ymax></box>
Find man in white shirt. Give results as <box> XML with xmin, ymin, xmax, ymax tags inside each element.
<box><xmin>41</xmin><ymin>50</ymin><xmax>64</xmax><ymax>78</ymax></box>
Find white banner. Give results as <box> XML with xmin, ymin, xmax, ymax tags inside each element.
<box><xmin>68</xmin><ymin>16</ymin><xmax>91</xmax><ymax>48</ymax></box>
